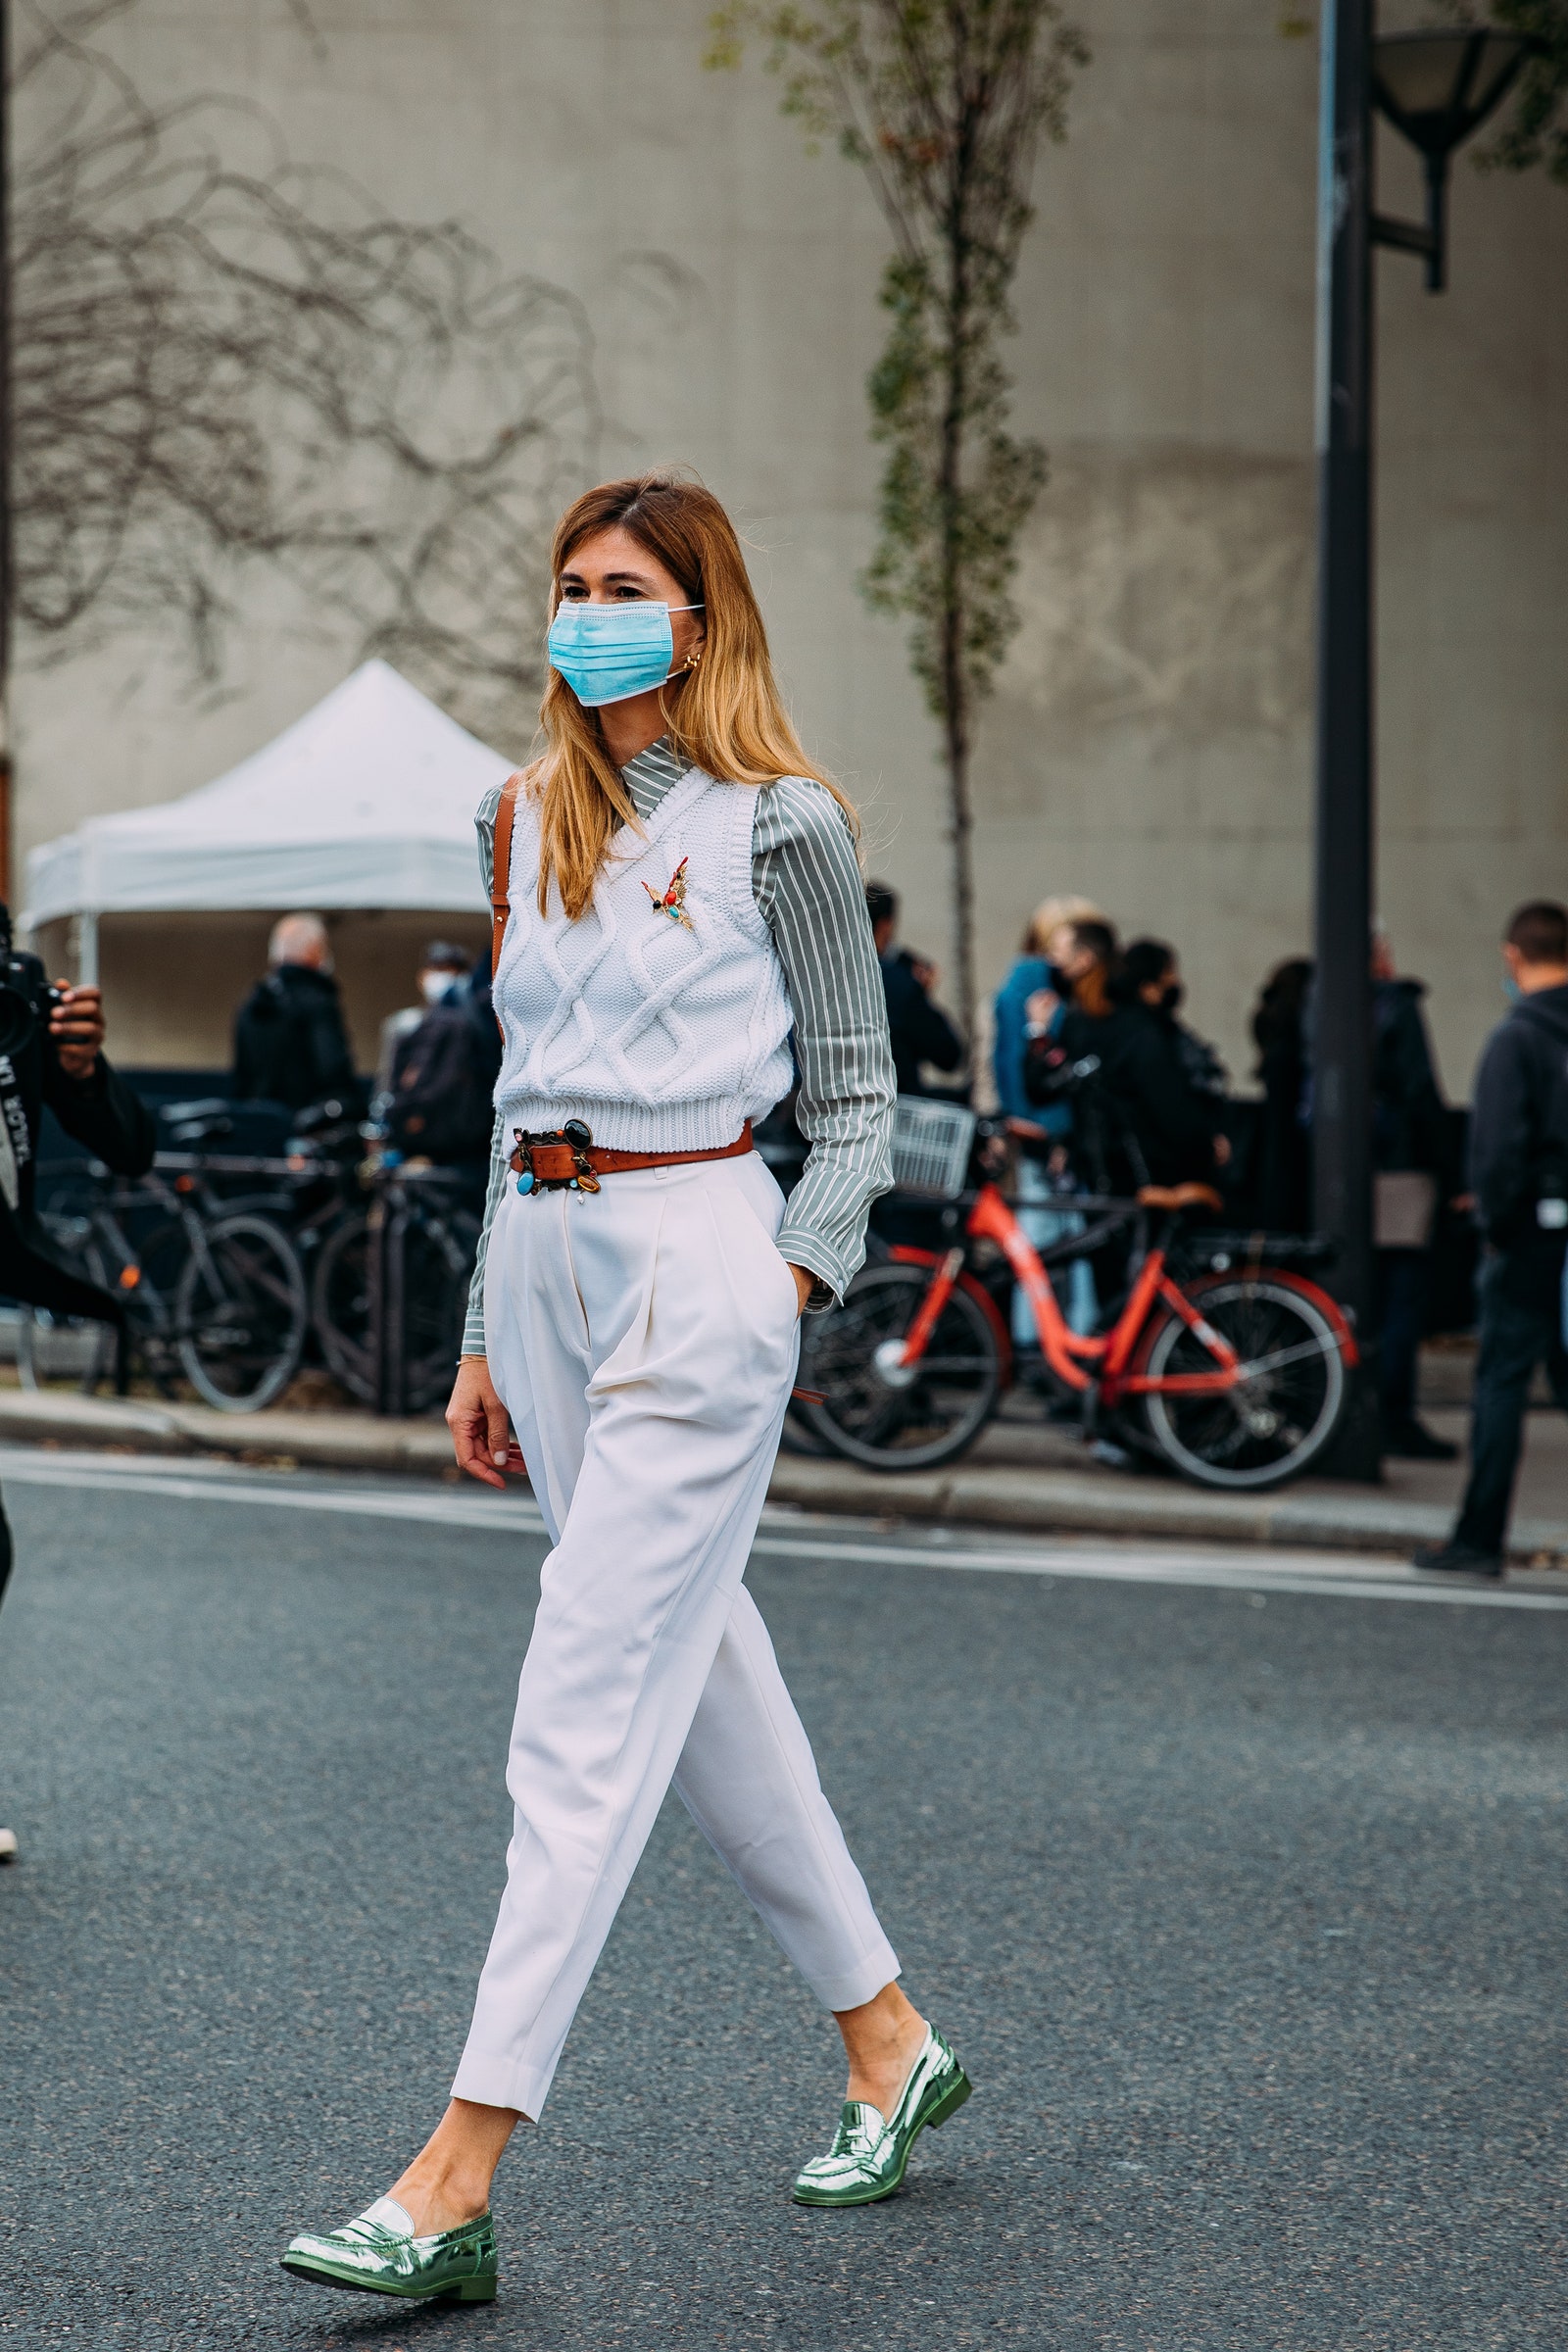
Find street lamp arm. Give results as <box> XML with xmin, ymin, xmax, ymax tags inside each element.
<box><xmin>1370</xmin><ymin>214</ymin><xmax>1437</xmax><ymax>261</ymax></box>
<box><xmin>1371</xmin><ymin>149</ymin><xmax>1447</xmax><ymax>294</ymax></box>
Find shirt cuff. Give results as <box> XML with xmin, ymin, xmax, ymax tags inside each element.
<box><xmin>773</xmin><ymin>1223</ymin><xmax>846</xmax><ymax>1311</ymax></box>
<box><xmin>461</xmin><ymin>1309</ymin><xmax>486</xmax><ymax>1357</ymax></box>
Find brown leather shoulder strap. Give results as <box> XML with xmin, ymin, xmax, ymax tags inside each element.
<box><xmin>490</xmin><ymin>770</ymin><xmax>523</xmax><ymax>979</ymax></box>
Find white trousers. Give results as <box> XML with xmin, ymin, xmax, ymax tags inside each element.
<box><xmin>452</xmin><ymin>1153</ymin><xmax>900</xmax><ymax>2119</ymax></box>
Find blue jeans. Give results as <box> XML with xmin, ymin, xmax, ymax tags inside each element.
<box><xmin>1453</xmin><ymin>1242</ymin><xmax>1568</xmax><ymax>1556</ymax></box>
<box><xmin>1013</xmin><ymin>1156</ymin><xmax>1098</xmax><ymax>1347</ymax></box>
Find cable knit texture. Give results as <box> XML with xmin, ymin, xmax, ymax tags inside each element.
<box><xmin>493</xmin><ymin>763</ymin><xmax>795</xmax><ymax>1152</ymax></box>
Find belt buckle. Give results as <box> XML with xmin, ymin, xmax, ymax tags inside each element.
<box><xmin>514</xmin><ymin>1121</ymin><xmax>600</xmax><ymax>1197</ymax></box>
<box><xmin>564</xmin><ymin>1118</ymin><xmax>601</xmax><ymax>1194</ymax></box>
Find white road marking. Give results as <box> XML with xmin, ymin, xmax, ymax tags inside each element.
<box><xmin>0</xmin><ymin>1446</ymin><xmax>1563</xmax><ymax>1611</ymax></box>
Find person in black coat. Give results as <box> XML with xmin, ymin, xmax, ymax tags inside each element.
<box><xmin>1416</xmin><ymin>901</ymin><xmax>1568</xmax><ymax>1579</ymax></box>
<box><xmin>1250</xmin><ymin>957</ymin><xmax>1313</xmax><ymax>1234</ymax></box>
<box><xmin>0</xmin><ymin>906</ymin><xmax>157</xmax><ymax>1860</ymax></box>
<box><xmin>1026</xmin><ymin>923</ymin><xmax>1223</xmax><ymax>1194</ymax></box>
<box><xmin>1370</xmin><ymin>934</ymin><xmax>1458</xmax><ymax>1460</ymax></box>
<box><xmin>232</xmin><ymin>913</ymin><xmax>359</xmax><ymax>1114</ymax></box>
<box><xmin>865</xmin><ymin>880</ymin><xmax>966</xmax><ymax>1099</ymax></box>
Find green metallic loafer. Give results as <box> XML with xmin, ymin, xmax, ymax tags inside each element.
<box><xmin>281</xmin><ymin>2196</ymin><xmax>497</xmax><ymax>2302</ymax></box>
<box><xmin>792</xmin><ymin>2023</ymin><xmax>972</xmax><ymax>2207</ymax></box>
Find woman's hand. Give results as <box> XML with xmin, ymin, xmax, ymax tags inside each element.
<box><xmin>48</xmin><ymin>982</ymin><xmax>106</xmax><ymax>1081</ymax></box>
<box><xmin>447</xmin><ymin>1354</ymin><xmax>516</xmax><ymax>1489</ymax></box>
<box><xmin>787</xmin><ymin>1263</ymin><xmax>815</xmax><ymax>1318</ymax></box>
<box><xmin>1024</xmin><ymin>987</ymin><xmax>1059</xmax><ymax>1032</ymax></box>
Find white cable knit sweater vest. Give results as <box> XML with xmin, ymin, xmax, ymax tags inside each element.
<box><xmin>493</xmin><ymin>764</ymin><xmax>795</xmax><ymax>1152</ymax></box>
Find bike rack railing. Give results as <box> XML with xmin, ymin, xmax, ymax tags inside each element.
<box><xmin>364</xmin><ymin>1162</ymin><xmax>477</xmax><ymax>1418</ymax></box>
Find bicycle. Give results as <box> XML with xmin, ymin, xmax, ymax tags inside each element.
<box><xmin>311</xmin><ymin>1158</ymin><xmax>481</xmax><ymax>1413</ymax></box>
<box><xmin>797</xmin><ymin>1098</ymin><xmax>1357</xmax><ymax>1490</ymax></box>
<box><xmin>18</xmin><ymin>1150</ymin><xmax>308</xmax><ymax>1412</ymax></box>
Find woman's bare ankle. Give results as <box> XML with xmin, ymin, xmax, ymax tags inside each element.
<box><xmin>835</xmin><ymin>1983</ymin><xmax>928</xmax><ymax>2116</ymax></box>
<box><xmin>385</xmin><ymin>2097</ymin><xmax>522</xmax><ymax>2234</ymax></box>
<box><xmin>385</xmin><ymin>2164</ymin><xmax>492</xmax><ymax>2237</ymax></box>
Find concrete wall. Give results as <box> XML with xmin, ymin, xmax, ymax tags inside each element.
<box><xmin>14</xmin><ymin>0</ymin><xmax>1568</xmax><ymax>1097</ymax></box>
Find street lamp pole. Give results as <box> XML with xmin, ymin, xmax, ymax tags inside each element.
<box><xmin>1313</xmin><ymin>0</ymin><xmax>1380</xmax><ymax>1477</ymax></box>
<box><xmin>0</xmin><ymin>0</ymin><xmax>12</xmax><ymax>910</ymax></box>
<box><xmin>1309</xmin><ymin>10</ymin><xmax>1535</xmax><ymax>1480</ymax></box>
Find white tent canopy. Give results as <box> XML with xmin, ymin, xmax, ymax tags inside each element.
<box><xmin>25</xmin><ymin>661</ymin><xmax>513</xmax><ymax>940</ymax></box>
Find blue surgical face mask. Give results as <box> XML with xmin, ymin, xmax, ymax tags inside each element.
<box><xmin>546</xmin><ymin>599</ymin><xmax>704</xmax><ymax>709</ymax></box>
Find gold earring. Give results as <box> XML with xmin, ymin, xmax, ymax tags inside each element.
<box><xmin>683</xmin><ymin>644</ymin><xmax>704</xmax><ymax>672</ymax></box>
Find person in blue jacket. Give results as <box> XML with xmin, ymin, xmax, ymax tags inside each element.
<box><xmin>993</xmin><ymin>896</ymin><xmax>1102</xmax><ymax>1351</ymax></box>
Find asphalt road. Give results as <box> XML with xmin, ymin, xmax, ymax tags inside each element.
<box><xmin>1</xmin><ymin>1448</ymin><xmax>1564</xmax><ymax>2351</ymax></box>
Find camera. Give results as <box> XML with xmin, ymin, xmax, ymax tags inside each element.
<box><xmin>0</xmin><ymin>904</ymin><xmax>69</xmax><ymax>1060</ymax></box>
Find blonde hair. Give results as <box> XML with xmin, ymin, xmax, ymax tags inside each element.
<box><xmin>1023</xmin><ymin>894</ymin><xmax>1102</xmax><ymax>956</ymax></box>
<box><xmin>528</xmin><ymin>473</ymin><xmax>858</xmax><ymax>920</ymax></box>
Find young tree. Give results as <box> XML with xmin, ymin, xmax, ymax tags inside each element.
<box><xmin>1448</xmin><ymin>2</ymin><xmax>1568</xmax><ymax>180</ymax></box>
<box><xmin>707</xmin><ymin>1</ymin><xmax>1087</xmax><ymax>1037</ymax></box>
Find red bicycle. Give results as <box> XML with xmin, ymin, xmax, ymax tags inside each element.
<box><xmin>796</xmin><ymin>1102</ymin><xmax>1357</xmax><ymax>1490</ymax></box>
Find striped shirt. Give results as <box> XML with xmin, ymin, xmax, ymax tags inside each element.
<box><xmin>461</xmin><ymin>738</ymin><xmax>895</xmax><ymax>1354</ymax></box>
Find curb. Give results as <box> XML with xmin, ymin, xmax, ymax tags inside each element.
<box><xmin>2</xmin><ymin>1390</ymin><xmax>1563</xmax><ymax>1569</ymax></box>
<box><xmin>766</xmin><ymin>1454</ymin><xmax>1567</xmax><ymax>1566</ymax></box>
<box><xmin>0</xmin><ymin>1391</ymin><xmax>454</xmax><ymax>1476</ymax></box>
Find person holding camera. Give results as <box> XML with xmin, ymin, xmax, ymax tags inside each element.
<box><xmin>0</xmin><ymin>906</ymin><xmax>157</xmax><ymax>1863</ymax></box>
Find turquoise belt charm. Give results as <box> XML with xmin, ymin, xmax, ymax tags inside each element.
<box><xmin>515</xmin><ymin>1169</ymin><xmax>535</xmax><ymax>1196</ymax></box>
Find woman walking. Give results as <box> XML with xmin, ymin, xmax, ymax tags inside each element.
<box><xmin>282</xmin><ymin>475</ymin><xmax>971</xmax><ymax>2307</ymax></box>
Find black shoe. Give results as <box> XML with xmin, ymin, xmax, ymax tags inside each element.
<box><xmin>1411</xmin><ymin>1540</ymin><xmax>1503</xmax><ymax>1581</ymax></box>
<box><xmin>1383</xmin><ymin>1420</ymin><xmax>1459</xmax><ymax>1462</ymax></box>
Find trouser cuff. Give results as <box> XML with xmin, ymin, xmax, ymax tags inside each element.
<box><xmin>451</xmin><ymin>2047</ymin><xmax>555</xmax><ymax>2121</ymax></box>
<box><xmin>809</xmin><ymin>1939</ymin><xmax>902</xmax><ymax>2015</ymax></box>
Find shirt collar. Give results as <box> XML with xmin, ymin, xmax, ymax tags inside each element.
<box><xmin>619</xmin><ymin>736</ymin><xmax>688</xmax><ymax>821</ymax></box>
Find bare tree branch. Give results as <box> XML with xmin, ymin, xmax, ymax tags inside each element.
<box><xmin>11</xmin><ymin>0</ymin><xmax>601</xmax><ymax>743</ymax></box>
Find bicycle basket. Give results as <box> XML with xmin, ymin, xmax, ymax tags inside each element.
<box><xmin>889</xmin><ymin>1097</ymin><xmax>977</xmax><ymax>1200</ymax></box>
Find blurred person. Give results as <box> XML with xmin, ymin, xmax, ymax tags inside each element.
<box><xmin>1121</xmin><ymin>940</ymin><xmax>1228</xmax><ymax>1109</ymax></box>
<box><xmin>1250</xmin><ymin>957</ymin><xmax>1313</xmax><ymax>1234</ymax></box>
<box><xmin>992</xmin><ymin>894</ymin><xmax>1102</xmax><ymax>1131</ymax></box>
<box><xmin>1370</xmin><ymin>929</ymin><xmax>1457</xmax><ymax>1461</ymax></box>
<box><xmin>232</xmin><ymin>912</ymin><xmax>358</xmax><ymax>1113</ymax></box>
<box><xmin>0</xmin><ymin>905</ymin><xmax>157</xmax><ymax>1862</ymax></box>
<box><xmin>1026</xmin><ymin>921</ymin><xmax>1221</xmax><ymax>1197</ymax></box>
<box><xmin>993</xmin><ymin>895</ymin><xmax>1102</xmax><ymax>1348</ymax></box>
<box><xmin>384</xmin><ymin>942</ymin><xmax>503</xmax><ymax>1201</ymax></box>
<box><xmin>866</xmin><ymin>880</ymin><xmax>966</xmax><ymax>1098</ymax></box>
<box><xmin>1119</xmin><ymin>940</ymin><xmax>1230</xmax><ymax>1166</ymax></box>
<box><xmin>1415</xmin><ymin>902</ymin><xmax>1568</xmax><ymax>1579</ymax></box>
<box><xmin>374</xmin><ymin>941</ymin><xmax>474</xmax><ymax>1101</ymax></box>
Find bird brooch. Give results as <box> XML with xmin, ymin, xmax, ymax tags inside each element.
<box><xmin>643</xmin><ymin>857</ymin><xmax>694</xmax><ymax>931</ymax></box>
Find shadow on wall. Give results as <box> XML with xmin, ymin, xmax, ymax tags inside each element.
<box><xmin>31</xmin><ymin>909</ymin><xmax>492</xmax><ymax>1076</ymax></box>
<box><xmin>986</xmin><ymin>441</ymin><xmax>1315</xmax><ymax>798</ymax></box>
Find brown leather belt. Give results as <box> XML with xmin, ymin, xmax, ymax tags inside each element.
<box><xmin>509</xmin><ymin>1118</ymin><xmax>754</xmax><ymax>1196</ymax></box>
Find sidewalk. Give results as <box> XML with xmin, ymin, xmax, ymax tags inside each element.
<box><xmin>2</xmin><ymin>1360</ymin><xmax>1565</xmax><ymax>1568</ymax></box>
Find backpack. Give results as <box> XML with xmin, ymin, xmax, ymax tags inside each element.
<box><xmin>386</xmin><ymin>1002</ymin><xmax>494</xmax><ymax>1162</ymax></box>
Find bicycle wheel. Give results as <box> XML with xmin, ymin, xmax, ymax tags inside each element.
<box><xmin>1141</xmin><ymin>1273</ymin><xmax>1348</xmax><ymax>1491</ymax></box>
<box><xmin>174</xmin><ymin>1213</ymin><xmax>308</xmax><ymax>1412</ymax></box>
<box><xmin>399</xmin><ymin>1207</ymin><xmax>481</xmax><ymax>1414</ymax></box>
<box><xmin>797</xmin><ymin>1262</ymin><xmax>1001</xmax><ymax>1471</ymax></box>
<box><xmin>312</xmin><ymin>1211</ymin><xmax>375</xmax><ymax>1402</ymax></box>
